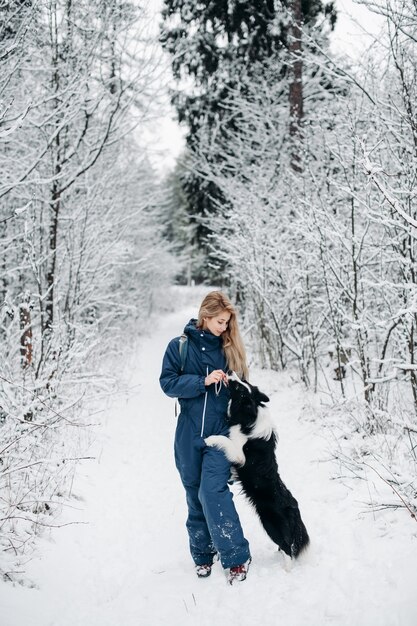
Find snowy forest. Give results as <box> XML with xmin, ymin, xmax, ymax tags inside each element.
<box><xmin>1</xmin><ymin>0</ymin><xmax>417</xmax><ymax>614</ymax></box>
<box><xmin>0</xmin><ymin>0</ymin><xmax>175</xmax><ymax>577</ymax></box>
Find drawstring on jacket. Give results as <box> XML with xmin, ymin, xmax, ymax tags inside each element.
<box><xmin>214</xmin><ymin>380</ymin><xmax>223</xmax><ymax>396</ymax></box>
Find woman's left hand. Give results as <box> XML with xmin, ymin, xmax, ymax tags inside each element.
<box><xmin>204</xmin><ymin>370</ymin><xmax>227</xmax><ymax>386</ymax></box>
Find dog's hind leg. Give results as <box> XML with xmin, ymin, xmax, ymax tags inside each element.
<box><xmin>205</xmin><ymin>426</ymin><xmax>247</xmax><ymax>466</ymax></box>
<box><xmin>251</xmin><ymin>499</ymin><xmax>310</xmax><ymax>558</ymax></box>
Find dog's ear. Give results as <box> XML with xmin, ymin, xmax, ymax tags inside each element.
<box><xmin>254</xmin><ymin>388</ymin><xmax>270</xmax><ymax>404</ymax></box>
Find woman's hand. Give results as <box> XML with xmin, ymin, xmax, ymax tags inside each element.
<box><xmin>205</xmin><ymin>370</ymin><xmax>227</xmax><ymax>386</ymax></box>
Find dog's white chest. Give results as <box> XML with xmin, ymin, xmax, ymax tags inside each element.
<box><xmin>249</xmin><ymin>407</ymin><xmax>274</xmax><ymax>441</ymax></box>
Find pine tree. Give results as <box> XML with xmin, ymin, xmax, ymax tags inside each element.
<box><xmin>160</xmin><ymin>0</ymin><xmax>336</xmax><ymax>281</ymax></box>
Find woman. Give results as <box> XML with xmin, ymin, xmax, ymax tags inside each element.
<box><xmin>159</xmin><ymin>291</ymin><xmax>251</xmax><ymax>583</ymax></box>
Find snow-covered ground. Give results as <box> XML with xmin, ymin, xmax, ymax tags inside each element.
<box><xmin>1</xmin><ymin>288</ymin><xmax>417</xmax><ymax>626</ymax></box>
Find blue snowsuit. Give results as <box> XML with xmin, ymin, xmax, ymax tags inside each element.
<box><xmin>159</xmin><ymin>319</ymin><xmax>250</xmax><ymax>569</ymax></box>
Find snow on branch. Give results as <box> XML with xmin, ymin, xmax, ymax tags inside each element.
<box><xmin>0</xmin><ymin>105</ymin><xmax>31</xmax><ymax>139</ymax></box>
<box><xmin>360</xmin><ymin>139</ymin><xmax>417</xmax><ymax>231</ymax></box>
<box><xmin>367</xmin><ymin>359</ymin><xmax>417</xmax><ymax>384</ymax></box>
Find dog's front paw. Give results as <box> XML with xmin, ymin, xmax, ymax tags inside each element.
<box><xmin>204</xmin><ymin>435</ymin><xmax>219</xmax><ymax>447</ymax></box>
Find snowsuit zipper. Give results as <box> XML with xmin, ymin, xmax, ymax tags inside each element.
<box><xmin>200</xmin><ymin>366</ymin><xmax>209</xmax><ymax>438</ymax></box>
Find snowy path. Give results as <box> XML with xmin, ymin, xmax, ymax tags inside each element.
<box><xmin>1</xmin><ymin>289</ymin><xmax>417</xmax><ymax>626</ymax></box>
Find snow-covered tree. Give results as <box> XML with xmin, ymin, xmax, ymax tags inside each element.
<box><xmin>0</xmin><ymin>0</ymin><xmax>174</xmax><ymax>577</ymax></box>
<box><xmin>160</xmin><ymin>0</ymin><xmax>337</xmax><ymax>282</ymax></box>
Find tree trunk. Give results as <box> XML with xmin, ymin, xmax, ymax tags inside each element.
<box><xmin>44</xmin><ymin>187</ymin><xmax>60</xmax><ymax>333</ymax></box>
<box><xmin>19</xmin><ymin>297</ymin><xmax>33</xmax><ymax>369</ymax></box>
<box><xmin>288</xmin><ymin>0</ymin><xmax>303</xmax><ymax>172</ymax></box>
<box><xmin>43</xmin><ymin>2</ymin><xmax>62</xmax><ymax>334</ymax></box>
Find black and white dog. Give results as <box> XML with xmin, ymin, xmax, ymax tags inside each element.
<box><xmin>205</xmin><ymin>372</ymin><xmax>309</xmax><ymax>559</ymax></box>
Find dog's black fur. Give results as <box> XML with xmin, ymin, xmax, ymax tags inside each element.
<box><xmin>205</xmin><ymin>375</ymin><xmax>309</xmax><ymax>558</ymax></box>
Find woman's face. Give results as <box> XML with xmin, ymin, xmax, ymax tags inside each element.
<box><xmin>203</xmin><ymin>310</ymin><xmax>231</xmax><ymax>336</ymax></box>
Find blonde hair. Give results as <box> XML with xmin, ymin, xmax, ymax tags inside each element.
<box><xmin>197</xmin><ymin>291</ymin><xmax>249</xmax><ymax>379</ymax></box>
